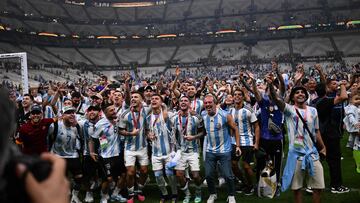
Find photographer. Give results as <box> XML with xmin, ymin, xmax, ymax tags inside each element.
<box><xmin>0</xmin><ymin>88</ymin><xmax>69</xmax><ymax>203</ymax></box>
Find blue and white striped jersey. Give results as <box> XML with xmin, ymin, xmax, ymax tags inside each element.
<box><xmin>118</xmin><ymin>107</ymin><xmax>150</xmax><ymax>151</ymax></box>
<box><xmin>229</xmin><ymin>107</ymin><xmax>258</xmax><ymax>146</ymax></box>
<box><xmin>171</xmin><ymin>112</ymin><xmax>203</xmax><ymax>152</ymax></box>
<box><xmin>44</xmin><ymin>105</ymin><xmax>55</xmax><ymax>119</ymax></box>
<box><xmin>190</xmin><ymin>98</ymin><xmax>203</xmax><ymax>115</ymax></box>
<box><xmin>79</xmin><ymin>120</ymin><xmax>96</xmax><ymax>156</ymax></box>
<box><xmin>92</xmin><ymin>117</ymin><xmax>120</xmax><ymax>158</ymax></box>
<box><xmin>51</xmin><ymin>121</ymin><xmax>81</xmax><ymax>158</ymax></box>
<box><xmin>146</xmin><ymin>112</ymin><xmax>174</xmax><ymax>157</ymax></box>
<box><xmin>202</xmin><ymin>108</ymin><xmax>232</xmax><ymax>153</ymax></box>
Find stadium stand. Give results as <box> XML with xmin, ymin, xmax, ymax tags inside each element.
<box><xmin>189</xmin><ymin>0</ymin><xmax>220</xmax><ymax>18</ymax></box>
<box><xmin>165</xmin><ymin>1</ymin><xmax>191</xmax><ymax>20</ymax></box>
<box><xmin>334</xmin><ymin>35</ymin><xmax>360</xmax><ymax>56</ymax></box>
<box><xmin>173</xmin><ymin>45</ymin><xmax>212</xmax><ymax>63</ymax></box>
<box><xmin>149</xmin><ymin>47</ymin><xmax>177</xmax><ymax>65</ymax></box>
<box><xmin>115</xmin><ymin>48</ymin><xmax>148</xmax><ymax>64</ymax></box>
<box><xmin>221</xmin><ymin>0</ymin><xmax>251</xmax><ymax>15</ymax></box>
<box><xmin>87</xmin><ymin>7</ymin><xmax>117</xmax><ymax>20</ymax></box>
<box><xmin>252</xmin><ymin>40</ymin><xmax>290</xmax><ymax>59</ymax></box>
<box><xmin>212</xmin><ymin>43</ymin><xmax>248</xmax><ymax>60</ymax></box>
<box><xmin>78</xmin><ymin>48</ymin><xmax>119</xmax><ymax>66</ymax></box>
<box><xmin>292</xmin><ymin>37</ymin><xmax>334</xmax><ymax>57</ymax></box>
<box><xmin>45</xmin><ymin>47</ymin><xmax>89</xmax><ymax>64</ymax></box>
<box><xmin>31</xmin><ymin>0</ymin><xmax>69</xmax><ymax>18</ymax></box>
<box><xmin>62</xmin><ymin>4</ymin><xmax>89</xmax><ymax>22</ymax></box>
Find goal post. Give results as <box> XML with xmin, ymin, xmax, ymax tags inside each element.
<box><xmin>0</xmin><ymin>52</ymin><xmax>28</xmax><ymax>94</ymax></box>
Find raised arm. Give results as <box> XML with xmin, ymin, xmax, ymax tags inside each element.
<box><xmin>267</xmin><ymin>74</ymin><xmax>286</xmax><ymax>112</ymax></box>
<box><xmin>197</xmin><ymin>76</ymin><xmax>209</xmax><ymax>96</ymax></box>
<box><xmin>272</xmin><ymin>61</ymin><xmax>286</xmax><ymax>97</ymax></box>
<box><xmin>293</xmin><ymin>64</ymin><xmax>305</xmax><ymax>86</ymax></box>
<box><xmin>333</xmin><ymin>80</ymin><xmax>348</xmax><ymax>105</ymax></box>
<box><xmin>124</xmin><ymin>74</ymin><xmax>131</xmax><ymax>107</ymax></box>
<box><xmin>314</xmin><ymin>64</ymin><xmax>326</xmax><ymax>84</ymax></box>
<box><xmin>251</xmin><ymin>75</ymin><xmax>262</xmax><ymax>102</ymax></box>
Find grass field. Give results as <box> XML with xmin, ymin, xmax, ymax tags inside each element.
<box><xmin>89</xmin><ymin>133</ymin><xmax>360</xmax><ymax>203</ymax></box>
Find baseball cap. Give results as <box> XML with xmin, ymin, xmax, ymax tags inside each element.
<box><xmin>144</xmin><ymin>85</ymin><xmax>154</xmax><ymax>91</ymax></box>
<box><xmin>87</xmin><ymin>105</ymin><xmax>101</xmax><ymax>112</ymax></box>
<box><xmin>91</xmin><ymin>93</ymin><xmax>103</xmax><ymax>100</ymax></box>
<box><xmin>31</xmin><ymin>105</ymin><xmax>42</xmax><ymax>114</ymax></box>
<box><xmin>62</xmin><ymin>106</ymin><xmax>76</xmax><ymax>114</ymax></box>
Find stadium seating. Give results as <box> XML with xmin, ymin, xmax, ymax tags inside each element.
<box><xmin>221</xmin><ymin>0</ymin><xmax>251</xmax><ymax>15</ymax></box>
<box><xmin>288</xmin><ymin>0</ymin><xmax>319</xmax><ymax>9</ymax></box>
<box><xmin>137</xmin><ymin>5</ymin><xmax>165</xmax><ymax>20</ymax></box>
<box><xmin>11</xmin><ymin>0</ymin><xmax>42</xmax><ymax>17</ymax></box>
<box><xmin>334</xmin><ymin>35</ymin><xmax>360</xmax><ymax>56</ymax></box>
<box><xmin>189</xmin><ymin>0</ymin><xmax>220</xmax><ymax>18</ymax></box>
<box><xmin>79</xmin><ymin>48</ymin><xmax>119</xmax><ymax>66</ymax></box>
<box><xmin>25</xmin><ymin>20</ymin><xmax>70</xmax><ymax>34</ymax></box>
<box><xmin>87</xmin><ymin>7</ymin><xmax>117</xmax><ymax>20</ymax></box>
<box><xmin>173</xmin><ymin>45</ymin><xmax>212</xmax><ymax>63</ymax></box>
<box><xmin>252</xmin><ymin>40</ymin><xmax>289</xmax><ymax>59</ymax></box>
<box><xmin>19</xmin><ymin>45</ymin><xmax>64</xmax><ymax>65</ymax></box>
<box><xmin>46</xmin><ymin>47</ymin><xmax>90</xmax><ymax>64</ymax></box>
<box><xmin>212</xmin><ymin>42</ymin><xmax>248</xmax><ymax>60</ymax></box>
<box><xmin>115</xmin><ymin>48</ymin><xmax>147</xmax><ymax>64</ymax></box>
<box><xmin>149</xmin><ymin>47</ymin><xmax>177</xmax><ymax>65</ymax></box>
<box><xmin>165</xmin><ymin>1</ymin><xmax>191</xmax><ymax>20</ymax></box>
<box><xmin>67</xmin><ymin>24</ymin><xmax>109</xmax><ymax>36</ymax></box>
<box><xmin>115</xmin><ymin>7</ymin><xmax>136</xmax><ymax>22</ymax></box>
<box><xmin>0</xmin><ymin>17</ymin><xmax>28</xmax><ymax>30</ymax></box>
<box><xmin>254</xmin><ymin>0</ymin><xmax>282</xmax><ymax>11</ymax></box>
<box><xmin>31</xmin><ymin>0</ymin><xmax>69</xmax><ymax>18</ymax></box>
<box><xmin>62</xmin><ymin>4</ymin><xmax>89</xmax><ymax>22</ymax></box>
<box><xmin>292</xmin><ymin>37</ymin><xmax>333</xmax><ymax>57</ymax></box>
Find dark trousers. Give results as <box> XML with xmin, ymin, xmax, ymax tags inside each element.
<box><xmin>256</xmin><ymin>139</ymin><xmax>283</xmax><ymax>183</ymax></box>
<box><xmin>323</xmin><ymin>136</ymin><xmax>343</xmax><ymax>187</ymax></box>
<box><xmin>205</xmin><ymin>152</ymin><xmax>235</xmax><ymax>196</ymax></box>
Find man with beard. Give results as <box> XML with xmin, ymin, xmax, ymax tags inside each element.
<box><xmin>172</xmin><ymin>96</ymin><xmax>204</xmax><ymax>203</ymax></box>
<box><xmin>202</xmin><ymin>94</ymin><xmax>241</xmax><ymax>203</ymax></box>
<box><xmin>18</xmin><ymin>105</ymin><xmax>56</xmax><ymax>155</ymax></box>
<box><xmin>90</xmin><ymin>105</ymin><xmax>126</xmax><ymax>203</ymax></box>
<box><xmin>71</xmin><ymin>91</ymin><xmax>87</xmax><ymax>120</ymax></box>
<box><xmin>146</xmin><ymin>94</ymin><xmax>177</xmax><ymax>203</ymax></box>
<box><xmin>80</xmin><ymin>105</ymin><xmax>102</xmax><ymax>203</ymax></box>
<box><xmin>119</xmin><ymin>91</ymin><xmax>151</xmax><ymax>203</ymax></box>
<box><xmin>187</xmin><ymin>84</ymin><xmax>203</xmax><ymax>115</ymax></box>
<box><xmin>91</xmin><ymin>93</ymin><xmax>104</xmax><ymax>109</ymax></box>
<box><xmin>50</xmin><ymin>106</ymin><xmax>83</xmax><ymax>203</ymax></box>
<box><xmin>17</xmin><ymin>94</ymin><xmax>34</xmax><ymax>127</ymax></box>
<box><xmin>229</xmin><ymin>89</ymin><xmax>260</xmax><ymax>195</ymax></box>
<box><xmin>267</xmin><ymin>75</ymin><xmax>326</xmax><ymax>203</ymax></box>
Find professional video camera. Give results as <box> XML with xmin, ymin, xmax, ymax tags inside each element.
<box><xmin>0</xmin><ymin>88</ymin><xmax>52</xmax><ymax>203</ymax></box>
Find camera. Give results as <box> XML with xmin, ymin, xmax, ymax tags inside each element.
<box><xmin>0</xmin><ymin>147</ymin><xmax>52</xmax><ymax>203</ymax></box>
<box><xmin>0</xmin><ymin>88</ymin><xmax>52</xmax><ymax>203</ymax></box>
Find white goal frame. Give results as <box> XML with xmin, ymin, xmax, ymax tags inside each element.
<box><xmin>0</xmin><ymin>52</ymin><xmax>28</xmax><ymax>94</ymax></box>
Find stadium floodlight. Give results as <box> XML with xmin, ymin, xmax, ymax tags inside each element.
<box><xmin>0</xmin><ymin>52</ymin><xmax>29</xmax><ymax>94</ymax></box>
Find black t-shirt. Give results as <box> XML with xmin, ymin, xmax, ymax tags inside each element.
<box><xmin>315</xmin><ymin>97</ymin><xmax>342</xmax><ymax>138</ymax></box>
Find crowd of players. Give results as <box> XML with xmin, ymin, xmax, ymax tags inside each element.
<box><xmin>6</xmin><ymin>62</ymin><xmax>360</xmax><ymax>203</ymax></box>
